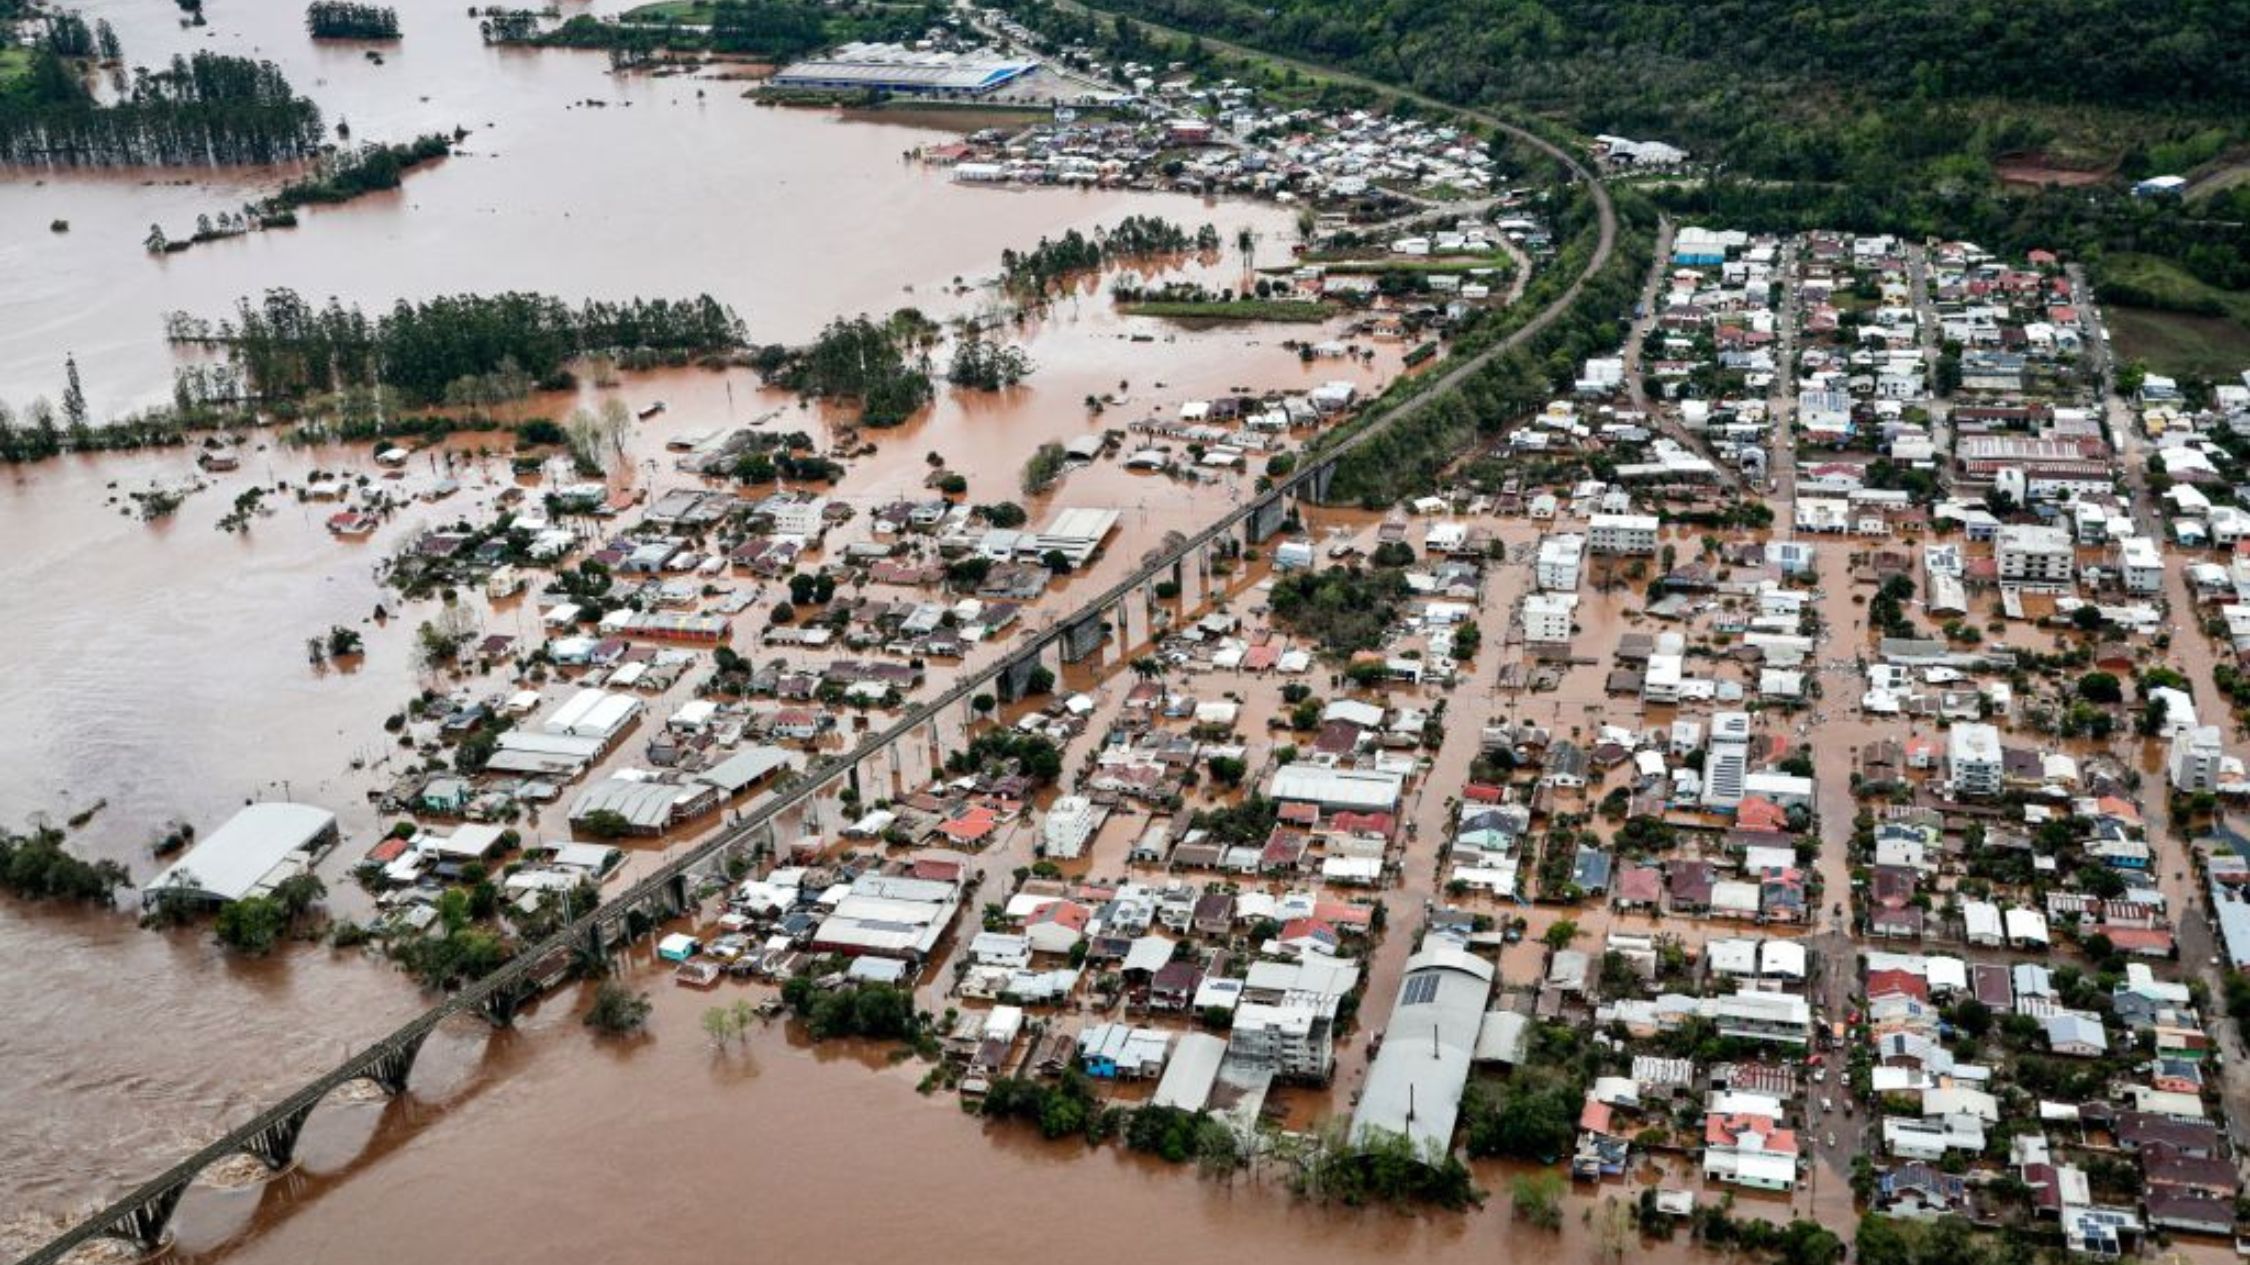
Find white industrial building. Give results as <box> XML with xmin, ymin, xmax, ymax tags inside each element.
<box><xmin>1269</xmin><ymin>763</ymin><xmax>1405</xmax><ymax>815</ymax></box>
<box><xmin>811</xmin><ymin>872</ymin><xmax>964</xmax><ymax>962</ymax></box>
<box><xmin>1350</xmin><ymin>944</ymin><xmax>1495</xmax><ymax>1157</ymax></box>
<box><xmin>1019</xmin><ymin>508</ymin><xmax>1123</xmax><ymax>567</ymax></box>
<box><xmin>771</xmin><ymin>43</ymin><xmax>1038</xmax><ymax>99</ymax></box>
<box><xmin>143</xmin><ymin>803</ymin><xmax>338</xmax><ymax>907</ymax></box>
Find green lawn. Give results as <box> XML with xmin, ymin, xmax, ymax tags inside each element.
<box><xmin>0</xmin><ymin>45</ymin><xmax>33</xmax><ymax>92</ymax></box>
<box><xmin>619</xmin><ymin>1</ymin><xmax>713</xmax><ymax>21</ymax></box>
<box><xmin>1120</xmin><ymin>299</ymin><xmax>1336</xmax><ymax>323</ymax></box>
<box><xmin>2099</xmin><ymin>252</ymin><xmax>2250</xmax><ymax>379</ymax></box>
<box><xmin>2100</xmin><ymin>252</ymin><xmax>2250</xmax><ymax>322</ymax></box>
<box><xmin>2109</xmin><ymin>307</ymin><xmax>2250</xmax><ymax>381</ymax></box>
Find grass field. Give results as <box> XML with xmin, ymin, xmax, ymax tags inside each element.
<box><xmin>2109</xmin><ymin>307</ymin><xmax>2250</xmax><ymax>381</ymax></box>
<box><xmin>1120</xmin><ymin>299</ymin><xmax>1335</xmax><ymax>322</ymax></box>
<box><xmin>620</xmin><ymin>1</ymin><xmax>712</xmax><ymax>21</ymax></box>
<box><xmin>0</xmin><ymin>45</ymin><xmax>33</xmax><ymax>92</ymax></box>
<box><xmin>2102</xmin><ymin>253</ymin><xmax>2250</xmax><ymax>321</ymax></box>
<box><xmin>2099</xmin><ymin>252</ymin><xmax>2250</xmax><ymax>379</ymax></box>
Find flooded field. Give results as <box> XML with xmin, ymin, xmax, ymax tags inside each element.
<box><xmin>0</xmin><ymin>0</ymin><xmax>1404</xmax><ymax>1240</ymax></box>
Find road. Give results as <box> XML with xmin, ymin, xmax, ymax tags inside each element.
<box><xmin>2075</xmin><ymin>260</ymin><xmax>2250</xmax><ymax>1143</ymax></box>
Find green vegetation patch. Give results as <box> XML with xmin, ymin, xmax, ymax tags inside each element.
<box><xmin>2109</xmin><ymin>307</ymin><xmax>2250</xmax><ymax>381</ymax></box>
<box><xmin>1119</xmin><ymin>298</ymin><xmax>1335</xmax><ymax>322</ymax></box>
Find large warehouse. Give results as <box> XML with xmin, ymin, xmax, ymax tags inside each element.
<box><xmin>143</xmin><ymin>803</ymin><xmax>338</xmax><ymax>907</ymax></box>
<box><xmin>1350</xmin><ymin>944</ymin><xmax>1495</xmax><ymax>1157</ymax></box>
<box><xmin>772</xmin><ymin>43</ymin><xmax>1037</xmax><ymax>99</ymax></box>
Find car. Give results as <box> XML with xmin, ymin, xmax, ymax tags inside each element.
<box><xmin>1822</xmin><ymin>1097</ymin><xmax>1833</xmax><ymax>1113</ymax></box>
<box><xmin>1814</xmin><ymin>1067</ymin><xmax>1826</xmax><ymax>1083</ymax></box>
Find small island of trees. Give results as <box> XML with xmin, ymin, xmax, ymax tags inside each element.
<box><xmin>0</xmin><ymin>51</ymin><xmax>325</xmax><ymax>169</ymax></box>
<box><xmin>306</xmin><ymin>3</ymin><xmax>402</xmax><ymax>39</ymax></box>
<box><xmin>170</xmin><ymin>288</ymin><xmax>747</xmax><ymax>407</ymax></box>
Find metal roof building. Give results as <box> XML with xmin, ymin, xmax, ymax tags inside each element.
<box><xmin>1019</xmin><ymin>507</ymin><xmax>1123</xmax><ymax>567</ymax></box>
<box><xmin>1351</xmin><ymin>943</ymin><xmax>1495</xmax><ymax>1157</ymax></box>
<box><xmin>568</xmin><ymin>777</ymin><xmax>715</xmax><ymax>834</ymax></box>
<box><xmin>144</xmin><ymin>803</ymin><xmax>338</xmax><ymax>906</ymax></box>
<box><xmin>1269</xmin><ymin>763</ymin><xmax>1405</xmax><ymax>814</ymax></box>
<box><xmin>772</xmin><ymin>43</ymin><xmax>1037</xmax><ymax>99</ymax></box>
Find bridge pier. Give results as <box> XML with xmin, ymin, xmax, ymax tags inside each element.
<box><xmin>1119</xmin><ymin>588</ymin><xmax>1152</xmax><ymax>657</ymax></box>
<box><xmin>996</xmin><ymin>653</ymin><xmax>1037</xmax><ymax>704</ymax></box>
<box><xmin>581</xmin><ymin>917</ymin><xmax>610</xmax><ymax>973</ymax></box>
<box><xmin>242</xmin><ymin>1101</ymin><xmax>317</xmax><ymax>1171</ymax></box>
<box><xmin>1178</xmin><ymin>543</ymin><xmax>1213</xmax><ymax>613</ymax></box>
<box><xmin>478</xmin><ymin>980</ymin><xmax>534</xmax><ymax>1028</ymax></box>
<box><xmin>365</xmin><ymin>1027</ymin><xmax>430</xmax><ymax>1096</ymax></box>
<box><xmin>104</xmin><ymin>1177</ymin><xmax>190</xmax><ymax>1255</ymax></box>
<box><xmin>1305</xmin><ymin>458</ymin><xmax>1336</xmax><ymax>504</ymax></box>
<box><xmin>1246</xmin><ymin>495</ymin><xmax>1287</xmax><ymax>545</ymax></box>
<box><xmin>1060</xmin><ymin>615</ymin><xmax>1107</xmax><ymax>664</ymax></box>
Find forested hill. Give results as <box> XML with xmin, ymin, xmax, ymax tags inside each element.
<box><xmin>1050</xmin><ymin>0</ymin><xmax>2248</xmax><ymax>180</ymax></box>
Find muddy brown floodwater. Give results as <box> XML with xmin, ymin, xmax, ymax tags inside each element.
<box><xmin>147</xmin><ymin>953</ymin><xmax>1709</xmax><ymax>1265</ymax></box>
<box><xmin>0</xmin><ymin>0</ymin><xmax>1426</xmax><ymax>1251</ymax></box>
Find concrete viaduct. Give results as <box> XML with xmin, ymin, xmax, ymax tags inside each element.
<box><xmin>18</xmin><ymin>103</ymin><xmax>1617</xmax><ymax>1265</ymax></box>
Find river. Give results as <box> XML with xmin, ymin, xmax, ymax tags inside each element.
<box><xmin>0</xmin><ymin>0</ymin><xmax>1410</xmax><ymax>1246</ymax></box>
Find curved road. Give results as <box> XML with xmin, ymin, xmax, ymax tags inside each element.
<box><xmin>20</xmin><ymin>28</ymin><xmax>1619</xmax><ymax>1265</ymax></box>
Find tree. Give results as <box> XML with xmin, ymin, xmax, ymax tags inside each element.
<box><xmin>1592</xmin><ymin>1194</ymin><xmax>1634</xmax><ymax>1263</ymax></box>
<box><xmin>1206</xmin><ymin>755</ymin><xmax>1247</xmax><ymax>787</ymax></box>
<box><xmin>1022</xmin><ymin>441</ymin><xmax>1068</xmax><ymax>495</ymax></box>
<box><xmin>60</xmin><ymin>355</ymin><xmax>86</xmax><ymax>428</ymax></box>
<box><xmin>978</xmin><ymin>501</ymin><xmax>1028</xmax><ymax>529</ymax></box>
<box><xmin>584</xmin><ymin>979</ymin><xmax>652</xmax><ymax>1034</ymax></box>
<box><xmin>1541</xmin><ymin>919</ymin><xmax>1580</xmax><ymax>950</ymax></box>
<box><xmin>2076</xmin><ymin>671</ymin><xmax>2123</xmax><ymax>704</ymax></box>
<box><xmin>214</xmin><ymin>895</ymin><xmax>290</xmax><ymax>953</ymax></box>
<box><xmin>1509</xmin><ymin>1170</ymin><xmax>1563</xmax><ymax>1229</ymax></box>
<box><xmin>598</xmin><ymin>395</ymin><xmax>632</xmax><ymax>463</ymax></box>
<box><xmin>579</xmin><ymin>809</ymin><xmax>633</xmax><ymax>839</ymax></box>
<box><xmin>701</xmin><ymin>1001</ymin><xmax>751</xmax><ymax>1047</ymax></box>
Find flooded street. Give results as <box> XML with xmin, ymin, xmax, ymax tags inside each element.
<box><xmin>0</xmin><ymin>0</ymin><xmax>1401</xmax><ymax>1242</ymax></box>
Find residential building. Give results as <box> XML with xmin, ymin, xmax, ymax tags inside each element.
<box><xmin>1522</xmin><ymin>593</ymin><xmax>1579</xmax><ymax>646</ymax></box>
<box><xmin>2169</xmin><ymin>726</ymin><xmax>2225</xmax><ymax>794</ymax></box>
<box><xmin>1588</xmin><ymin>513</ymin><xmax>1660</xmax><ymax>556</ymax></box>
<box><xmin>1536</xmin><ymin>533</ymin><xmax>1586</xmax><ymax>592</ymax></box>
<box><xmin>1949</xmin><ymin>723</ymin><xmax>2003</xmax><ymax>797</ymax></box>
<box><xmin>1041</xmin><ymin>795</ymin><xmax>1102</xmax><ymax>861</ymax></box>
<box><xmin>1995</xmin><ymin>524</ymin><xmax>2074</xmax><ymax>584</ymax></box>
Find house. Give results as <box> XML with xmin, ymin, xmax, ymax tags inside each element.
<box><xmin>1076</xmin><ymin>1023</ymin><xmax>1170</xmax><ymax>1079</ymax></box>
<box><xmin>1878</xmin><ymin>1164</ymin><xmax>1971</xmax><ymax>1219</ymax></box>
<box><xmin>1704</xmin><ymin>1112</ymin><xmax>1798</xmax><ymax>1190</ymax></box>
<box><xmin>2044</xmin><ymin>1013</ymin><xmax>2109</xmax><ymax>1057</ymax></box>
<box><xmin>1023</xmin><ymin>900</ymin><xmax>1091</xmax><ymax>955</ymax></box>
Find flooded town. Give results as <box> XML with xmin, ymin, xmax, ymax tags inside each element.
<box><xmin>7</xmin><ymin>3</ymin><xmax>2250</xmax><ymax>1265</ymax></box>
